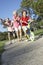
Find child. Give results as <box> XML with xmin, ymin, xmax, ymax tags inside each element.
<box><xmin>12</xmin><ymin>11</ymin><xmax>22</xmax><ymax>41</ymax></box>
<box><xmin>5</xmin><ymin>18</ymin><xmax>14</xmax><ymax>44</ymax></box>
<box><xmin>21</xmin><ymin>10</ymin><xmax>33</xmax><ymax>37</ymax></box>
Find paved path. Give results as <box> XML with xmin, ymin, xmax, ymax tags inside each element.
<box><xmin>2</xmin><ymin>37</ymin><xmax>43</xmax><ymax>65</ymax></box>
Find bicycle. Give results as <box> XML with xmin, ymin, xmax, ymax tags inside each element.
<box><xmin>26</xmin><ymin>20</ymin><xmax>35</xmax><ymax>41</ymax></box>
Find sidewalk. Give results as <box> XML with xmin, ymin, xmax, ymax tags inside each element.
<box><xmin>2</xmin><ymin>36</ymin><xmax>43</xmax><ymax>65</ymax></box>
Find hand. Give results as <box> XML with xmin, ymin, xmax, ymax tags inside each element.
<box><xmin>28</xmin><ymin>19</ymin><xmax>34</xmax><ymax>22</ymax></box>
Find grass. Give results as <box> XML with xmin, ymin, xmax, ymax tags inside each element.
<box><xmin>0</xmin><ymin>41</ymin><xmax>5</xmax><ymax>54</ymax></box>
<box><xmin>0</xmin><ymin>40</ymin><xmax>7</xmax><ymax>65</ymax></box>
<box><xmin>34</xmin><ymin>29</ymin><xmax>43</xmax><ymax>35</ymax></box>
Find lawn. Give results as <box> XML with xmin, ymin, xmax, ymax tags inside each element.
<box><xmin>0</xmin><ymin>40</ymin><xmax>6</xmax><ymax>65</ymax></box>
<box><xmin>0</xmin><ymin>41</ymin><xmax>5</xmax><ymax>54</ymax></box>
<box><xmin>34</xmin><ymin>29</ymin><xmax>43</xmax><ymax>35</ymax></box>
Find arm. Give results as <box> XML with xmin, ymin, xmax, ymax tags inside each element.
<box><xmin>13</xmin><ymin>16</ymin><xmax>17</xmax><ymax>22</ymax></box>
<box><xmin>28</xmin><ymin>18</ymin><xmax>34</xmax><ymax>22</ymax></box>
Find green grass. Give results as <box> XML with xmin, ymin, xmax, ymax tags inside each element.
<box><xmin>34</xmin><ymin>29</ymin><xmax>43</xmax><ymax>35</ymax></box>
<box><xmin>0</xmin><ymin>41</ymin><xmax>5</xmax><ymax>54</ymax></box>
<box><xmin>0</xmin><ymin>40</ymin><xmax>6</xmax><ymax>65</ymax></box>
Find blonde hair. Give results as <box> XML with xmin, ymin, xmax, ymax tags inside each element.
<box><xmin>13</xmin><ymin>10</ymin><xmax>18</xmax><ymax>15</ymax></box>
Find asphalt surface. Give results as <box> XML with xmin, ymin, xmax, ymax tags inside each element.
<box><xmin>2</xmin><ymin>37</ymin><xmax>43</xmax><ymax>65</ymax></box>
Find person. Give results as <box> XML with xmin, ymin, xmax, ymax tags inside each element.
<box><xmin>12</xmin><ymin>11</ymin><xmax>22</xmax><ymax>41</ymax></box>
<box><xmin>21</xmin><ymin>10</ymin><xmax>33</xmax><ymax>37</ymax></box>
<box><xmin>5</xmin><ymin>18</ymin><xmax>15</xmax><ymax>44</ymax></box>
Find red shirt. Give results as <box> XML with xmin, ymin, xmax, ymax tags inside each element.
<box><xmin>21</xmin><ymin>16</ymin><xmax>30</xmax><ymax>26</ymax></box>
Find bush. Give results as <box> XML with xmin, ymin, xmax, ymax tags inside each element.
<box><xmin>34</xmin><ymin>29</ymin><xmax>43</xmax><ymax>35</ymax></box>
<box><xmin>0</xmin><ymin>32</ymin><xmax>8</xmax><ymax>41</ymax></box>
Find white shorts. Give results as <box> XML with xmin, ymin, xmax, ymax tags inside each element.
<box><xmin>14</xmin><ymin>26</ymin><xmax>21</xmax><ymax>32</ymax></box>
<box><xmin>22</xmin><ymin>26</ymin><xmax>28</xmax><ymax>32</ymax></box>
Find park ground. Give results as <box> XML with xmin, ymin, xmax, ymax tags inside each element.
<box><xmin>0</xmin><ymin>29</ymin><xmax>43</xmax><ymax>65</ymax></box>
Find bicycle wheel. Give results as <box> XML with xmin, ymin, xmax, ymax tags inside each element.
<box><xmin>30</xmin><ymin>31</ymin><xmax>35</xmax><ymax>41</ymax></box>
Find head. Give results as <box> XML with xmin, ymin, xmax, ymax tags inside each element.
<box><xmin>6</xmin><ymin>18</ymin><xmax>9</xmax><ymax>22</ymax></box>
<box><xmin>5</xmin><ymin>18</ymin><xmax>11</xmax><ymax>24</ymax></box>
<box><xmin>22</xmin><ymin>10</ymin><xmax>27</xmax><ymax>17</ymax></box>
<box><xmin>13</xmin><ymin>11</ymin><xmax>18</xmax><ymax>17</ymax></box>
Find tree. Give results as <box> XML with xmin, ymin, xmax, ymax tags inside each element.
<box><xmin>21</xmin><ymin>0</ymin><xmax>33</xmax><ymax>9</ymax></box>
<box><xmin>32</xmin><ymin>0</ymin><xmax>43</xmax><ymax>18</ymax></box>
<box><xmin>0</xmin><ymin>32</ymin><xmax>8</xmax><ymax>41</ymax></box>
<box><xmin>21</xmin><ymin>0</ymin><xmax>43</xmax><ymax>18</ymax></box>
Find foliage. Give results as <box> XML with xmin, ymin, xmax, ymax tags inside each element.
<box><xmin>0</xmin><ymin>41</ymin><xmax>5</xmax><ymax>54</ymax></box>
<box><xmin>0</xmin><ymin>32</ymin><xmax>15</xmax><ymax>41</ymax></box>
<box><xmin>0</xmin><ymin>32</ymin><xmax>8</xmax><ymax>41</ymax></box>
<box><xmin>34</xmin><ymin>29</ymin><xmax>43</xmax><ymax>35</ymax></box>
<box><xmin>0</xmin><ymin>41</ymin><xmax>5</xmax><ymax>65</ymax></box>
<box><xmin>21</xmin><ymin>0</ymin><xmax>43</xmax><ymax>17</ymax></box>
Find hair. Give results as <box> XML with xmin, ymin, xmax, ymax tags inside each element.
<box><xmin>22</xmin><ymin>10</ymin><xmax>27</xmax><ymax>15</ymax></box>
<box><xmin>7</xmin><ymin>18</ymin><xmax>9</xmax><ymax>20</ymax></box>
<box><xmin>13</xmin><ymin>11</ymin><xmax>18</xmax><ymax>16</ymax></box>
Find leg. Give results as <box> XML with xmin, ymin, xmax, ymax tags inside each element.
<box><xmin>16</xmin><ymin>31</ymin><xmax>19</xmax><ymax>41</ymax></box>
<box><xmin>19</xmin><ymin>26</ymin><xmax>22</xmax><ymax>40</ymax></box>
<box><xmin>13</xmin><ymin>32</ymin><xmax>15</xmax><ymax>38</ymax></box>
<box><xmin>8</xmin><ymin>32</ymin><xmax>11</xmax><ymax>41</ymax></box>
<box><xmin>22</xmin><ymin>26</ymin><xmax>27</xmax><ymax>37</ymax></box>
<box><xmin>20</xmin><ymin>29</ymin><xmax>22</xmax><ymax>40</ymax></box>
<box><xmin>8</xmin><ymin>32</ymin><xmax>12</xmax><ymax>44</ymax></box>
<box><xmin>15</xmin><ymin>28</ymin><xmax>19</xmax><ymax>41</ymax></box>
